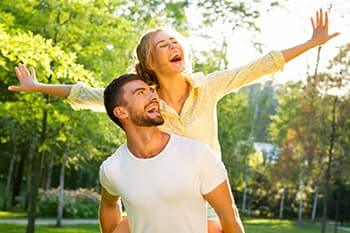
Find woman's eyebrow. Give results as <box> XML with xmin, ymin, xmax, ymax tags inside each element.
<box><xmin>155</xmin><ymin>37</ymin><xmax>175</xmax><ymax>46</ymax></box>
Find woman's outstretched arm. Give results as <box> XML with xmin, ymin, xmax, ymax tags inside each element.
<box><xmin>8</xmin><ymin>63</ymin><xmax>73</xmax><ymax>98</ymax></box>
<box><xmin>8</xmin><ymin>63</ymin><xmax>106</xmax><ymax>112</ymax></box>
<box><xmin>204</xmin><ymin>9</ymin><xmax>340</xmax><ymax>99</ymax></box>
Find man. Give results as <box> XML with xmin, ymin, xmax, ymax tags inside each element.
<box><xmin>99</xmin><ymin>73</ymin><xmax>244</xmax><ymax>233</ymax></box>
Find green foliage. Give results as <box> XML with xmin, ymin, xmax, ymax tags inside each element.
<box><xmin>218</xmin><ymin>90</ymin><xmax>253</xmax><ymax>188</ymax></box>
<box><xmin>37</xmin><ymin>188</ymin><xmax>99</xmax><ymax>218</ymax></box>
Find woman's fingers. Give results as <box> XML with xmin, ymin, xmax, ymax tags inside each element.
<box><xmin>30</xmin><ymin>67</ymin><xmax>37</xmax><ymax>81</ymax></box>
<box><xmin>311</xmin><ymin>16</ymin><xmax>316</xmax><ymax>30</ymax></box>
<box><xmin>324</xmin><ymin>11</ymin><xmax>328</xmax><ymax>30</ymax></box>
<box><xmin>8</xmin><ymin>85</ymin><xmax>22</xmax><ymax>92</ymax></box>
<box><xmin>18</xmin><ymin>63</ymin><xmax>29</xmax><ymax>77</ymax></box>
<box><xmin>15</xmin><ymin>67</ymin><xmax>23</xmax><ymax>80</ymax></box>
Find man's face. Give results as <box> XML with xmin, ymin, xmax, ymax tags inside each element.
<box><xmin>120</xmin><ymin>80</ymin><xmax>164</xmax><ymax>127</ymax></box>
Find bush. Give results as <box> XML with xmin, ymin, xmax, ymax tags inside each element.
<box><xmin>37</xmin><ymin>188</ymin><xmax>100</xmax><ymax>218</ymax></box>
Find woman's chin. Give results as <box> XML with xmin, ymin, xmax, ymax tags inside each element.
<box><xmin>169</xmin><ymin>63</ymin><xmax>185</xmax><ymax>73</ymax></box>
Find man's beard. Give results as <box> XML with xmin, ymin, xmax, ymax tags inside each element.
<box><xmin>128</xmin><ymin>108</ymin><xmax>164</xmax><ymax>127</ymax></box>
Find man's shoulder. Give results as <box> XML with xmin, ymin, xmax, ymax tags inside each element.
<box><xmin>100</xmin><ymin>144</ymin><xmax>127</xmax><ymax>169</ymax></box>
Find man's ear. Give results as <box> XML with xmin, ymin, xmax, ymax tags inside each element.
<box><xmin>113</xmin><ymin>106</ymin><xmax>128</xmax><ymax>119</ymax></box>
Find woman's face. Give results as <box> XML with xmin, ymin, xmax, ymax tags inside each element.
<box><xmin>149</xmin><ymin>30</ymin><xmax>185</xmax><ymax>76</ymax></box>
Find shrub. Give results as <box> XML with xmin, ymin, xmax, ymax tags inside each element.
<box><xmin>37</xmin><ymin>188</ymin><xmax>100</xmax><ymax>218</ymax></box>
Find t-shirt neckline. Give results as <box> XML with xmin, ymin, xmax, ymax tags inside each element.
<box><xmin>125</xmin><ymin>133</ymin><xmax>173</xmax><ymax>161</ymax></box>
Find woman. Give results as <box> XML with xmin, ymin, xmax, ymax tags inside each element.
<box><xmin>10</xmin><ymin>9</ymin><xmax>339</xmax><ymax>233</ymax></box>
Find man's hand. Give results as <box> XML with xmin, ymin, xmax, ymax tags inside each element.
<box><xmin>309</xmin><ymin>9</ymin><xmax>340</xmax><ymax>47</ymax></box>
<box><xmin>8</xmin><ymin>64</ymin><xmax>40</xmax><ymax>92</ymax></box>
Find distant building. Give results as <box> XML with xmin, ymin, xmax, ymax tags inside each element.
<box><xmin>254</xmin><ymin>142</ymin><xmax>279</xmax><ymax>164</ymax></box>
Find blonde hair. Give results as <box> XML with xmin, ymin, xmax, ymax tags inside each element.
<box><xmin>134</xmin><ymin>26</ymin><xmax>192</xmax><ymax>87</ymax></box>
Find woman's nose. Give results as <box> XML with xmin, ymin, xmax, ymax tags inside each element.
<box><xmin>168</xmin><ymin>42</ymin><xmax>175</xmax><ymax>50</ymax></box>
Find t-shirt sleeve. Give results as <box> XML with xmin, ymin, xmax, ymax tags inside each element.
<box><xmin>99</xmin><ymin>161</ymin><xmax>119</xmax><ymax>196</ymax></box>
<box><xmin>66</xmin><ymin>82</ymin><xmax>106</xmax><ymax>112</ymax></box>
<box><xmin>198</xmin><ymin>145</ymin><xmax>228</xmax><ymax>195</ymax></box>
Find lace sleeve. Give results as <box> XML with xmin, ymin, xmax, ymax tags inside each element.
<box><xmin>204</xmin><ymin>51</ymin><xmax>285</xmax><ymax>100</ymax></box>
<box><xmin>66</xmin><ymin>82</ymin><xmax>105</xmax><ymax>112</ymax></box>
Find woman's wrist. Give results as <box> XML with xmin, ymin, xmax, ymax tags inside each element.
<box><xmin>33</xmin><ymin>82</ymin><xmax>46</xmax><ymax>93</ymax></box>
<box><xmin>305</xmin><ymin>39</ymin><xmax>319</xmax><ymax>49</ymax></box>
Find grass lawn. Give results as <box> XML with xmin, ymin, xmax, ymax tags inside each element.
<box><xmin>0</xmin><ymin>219</ymin><xmax>348</xmax><ymax>233</ymax></box>
<box><xmin>0</xmin><ymin>224</ymin><xmax>99</xmax><ymax>233</ymax></box>
<box><xmin>244</xmin><ymin>219</ymin><xmax>348</xmax><ymax>233</ymax></box>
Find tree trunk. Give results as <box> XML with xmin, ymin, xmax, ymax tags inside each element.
<box><xmin>298</xmin><ymin>175</ymin><xmax>304</xmax><ymax>225</ymax></box>
<box><xmin>321</xmin><ymin>97</ymin><xmax>338</xmax><ymax>233</ymax></box>
<box><xmin>12</xmin><ymin>151</ymin><xmax>25</xmax><ymax>206</ymax></box>
<box><xmin>56</xmin><ymin>146</ymin><xmax>68</xmax><ymax>227</ymax></box>
<box><xmin>2</xmin><ymin>149</ymin><xmax>16</xmax><ymax>211</ymax></box>
<box><xmin>279</xmin><ymin>188</ymin><xmax>285</xmax><ymax>219</ymax></box>
<box><xmin>25</xmin><ymin>141</ymin><xmax>35</xmax><ymax>210</ymax></box>
<box><xmin>242</xmin><ymin>170</ymin><xmax>248</xmax><ymax>215</ymax></box>
<box><xmin>311</xmin><ymin>186</ymin><xmax>318</xmax><ymax>223</ymax></box>
<box><xmin>45</xmin><ymin>156</ymin><xmax>54</xmax><ymax>191</ymax></box>
<box><xmin>26</xmin><ymin>106</ymin><xmax>48</xmax><ymax>233</ymax></box>
<box><xmin>334</xmin><ymin>191</ymin><xmax>340</xmax><ymax>233</ymax></box>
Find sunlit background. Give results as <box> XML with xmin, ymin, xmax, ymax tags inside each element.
<box><xmin>187</xmin><ymin>0</ymin><xmax>349</xmax><ymax>92</ymax></box>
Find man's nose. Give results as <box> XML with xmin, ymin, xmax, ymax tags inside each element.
<box><xmin>150</xmin><ymin>91</ymin><xmax>159</xmax><ymax>101</ymax></box>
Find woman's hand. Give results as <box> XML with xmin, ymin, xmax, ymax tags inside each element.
<box><xmin>8</xmin><ymin>64</ymin><xmax>40</xmax><ymax>92</ymax></box>
<box><xmin>8</xmin><ymin>63</ymin><xmax>72</xmax><ymax>98</ymax></box>
<box><xmin>309</xmin><ymin>9</ymin><xmax>340</xmax><ymax>47</ymax></box>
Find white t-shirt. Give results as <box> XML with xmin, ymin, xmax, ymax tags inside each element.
<box><xmin>99</xmin><ymin>134</ymin><xmax>227</xmax><ymax>233</ymax></box>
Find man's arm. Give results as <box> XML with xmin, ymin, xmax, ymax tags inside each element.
<box><xmin>99</xmin><ymin>187</ymin><xmax>123</xmax><ymax>233</ymax></box>
<box><xmin>203</xmin><ymin>180</ymin><xmax>244</xmax><ymax>233</ymax></box>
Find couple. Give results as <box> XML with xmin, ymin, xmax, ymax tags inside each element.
<box><xmin>10</xmin><ymin>9</ymin><xmax>339</xmax><ymax>233</ymax></box>
<box><xmin>100</xmin><ymin>73</ymin><xmax>243</xmax><ymax>233</ymax></box>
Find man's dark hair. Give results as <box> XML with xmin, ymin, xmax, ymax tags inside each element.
<box><xmin>104</xmin><ymin>73</ymin><xmax>141</xmax><ymax>129</ymax></box>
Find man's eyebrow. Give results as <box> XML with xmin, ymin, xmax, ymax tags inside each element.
<box><xmin>132</xmin><ymin>87</ymin><xmax>147</xmax><ymax>94</ymax></box>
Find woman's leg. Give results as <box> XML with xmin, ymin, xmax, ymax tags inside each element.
<box><xmin>207</xmin><ymin>205</ymin><xmax>223</xmax><ymax>233</ymax></box>
<box><xmin>208</xmin><ymin>220</ymin><xmax>223</xmax><ymax>233</ymax></box>
<box><xmin>112</xmin><ymin>218</ymin><xmax>130</xmax><ymax>233</ymax></box>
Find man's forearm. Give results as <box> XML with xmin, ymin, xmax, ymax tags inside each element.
<box><xmin>99</xmin><ymin>201</ymin><xmax>122</xmax><ymax>233</ymax></box>
<box><xmin>218</xmin><ymin>205</ymin><xmax>245</xmax><ymax>233</ymax></box>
